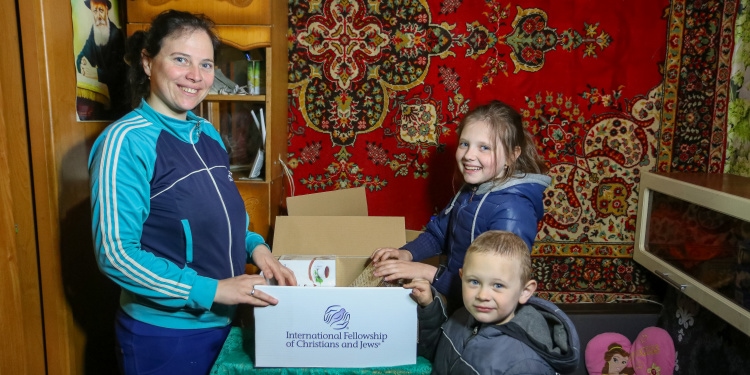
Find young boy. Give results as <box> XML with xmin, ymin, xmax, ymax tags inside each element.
<box><xmin>405</xmin><ymin>230</ymin><xmax>580</xmax><ymax>375</ymax></box>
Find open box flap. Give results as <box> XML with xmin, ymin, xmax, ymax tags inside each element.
<box><xmin>286</xmin><ymin>187</ymin><xmax>368</xmax><ymax>216</ymax></box>
<box><xmin>272</xmin><ymin>215</ymin><xmax>406</xmax><ymax>257</ymax></box>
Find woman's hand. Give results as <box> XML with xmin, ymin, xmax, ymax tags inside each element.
<box><xmin>251</xmin><ymin>245</ymin><xmax>297</xmax><ymax>286</ymax></box>
<box><xmin>372</xmin><ymin>259</ymin><xmax>437</xmax><ymax>283</ymax></box>
<box><xmin>371</xmin><ymin>247</ymin><xmax>413</xmax><ymax>263</ymax></box>
<box><xmin>403</xmin><ymin>278</ymin><xmax>433</xmax><ymax>307</ymax></box>
<box><xmin>214</xmin><ymin>274</ymin><xmax>277</xmax><ymax>306</ymax></box>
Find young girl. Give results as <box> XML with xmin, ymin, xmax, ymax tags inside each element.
<box><xmin>371</xmin><ymin>100</ymin><xmax>550</xmax><ymax>309</ymax></box>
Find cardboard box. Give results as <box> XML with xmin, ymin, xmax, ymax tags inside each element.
<box><xmin>254</xmin><ymin>285</ymin><xmax>415</xmax><ymax>368</ymax></box>
<box><xmin>287</xmin><ymin>186</ymin><xmax>423</xmax><ymax>242</ymax></box>
<box><xmin>272</xmin><ymin>215</ymin><xmax>406</xmax><ymax>285</ymax></box>
<box><xmin>254</xmin><ymin>188</ymin><xmax>418</xmax><ymax>368</ymax></box>
<box><xmin>286</xmin><ymin>186</ymin><xmax>368</xmax><ymax>216</ymax></box>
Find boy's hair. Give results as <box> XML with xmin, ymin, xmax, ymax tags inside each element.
<box><xmin>456</xmin><ymin>100</ymin><xmax>548</xmax><ymax>185</ymax></box>
<box><xmin>466</xmin><ymin>230</ymin><xmax>532</xmax><ymax>283</ymax></box>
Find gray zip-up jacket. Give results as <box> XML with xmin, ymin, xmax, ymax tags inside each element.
<box><xmin>418</xmin><ymin>293</ymin><xmax>580</xmax><ymax>375</ymax></box>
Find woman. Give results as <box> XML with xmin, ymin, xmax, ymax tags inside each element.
<box><xmin>88</xmin><ymin>10</ymin><xmax>295</xmax><ymax>374</ymax></box>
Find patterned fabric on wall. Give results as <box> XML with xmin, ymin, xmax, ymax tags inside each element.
<box><xmin>286</xmin><ymin>0</ymin><xmax>734</xmax><ymax>303</ymax></box>
<box><xmin>660</xmin><ymin>0</ymin><xmax>737</xmax><ymax>174</ymax></box>
<box><xmin>657</xmin><ymin>3</ymin><xmax>748</xmax><ymax>374</ymax></box>
<box><xmin>727</xmin><ymin>0</ymin><xmax>750</xmax><ymax>176</ymax></box>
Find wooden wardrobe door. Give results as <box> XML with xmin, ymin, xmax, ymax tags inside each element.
<box><xmin>0</xmin><ymin>1</ymin><xmax>44</xmax><ymax>374</ymax></box>
<box><xmin>18</xmin><ymin>0</ymin><xmax>119</xmax><ymax>373</ymax></box>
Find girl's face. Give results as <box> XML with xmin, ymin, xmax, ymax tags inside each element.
<box><xmin>456</xmin><ymin>120</ymin><xmax>513</xmax><ymax>185</ymax></box>
<box><xmin>608</xmin><ymin>353</ymin><xmax>628</xmax><ymax>373</ymax></box>
<box><xmin>142</xmin><ymin>30</ymin><xmax>215</xmax><ymax>120</ymax></box>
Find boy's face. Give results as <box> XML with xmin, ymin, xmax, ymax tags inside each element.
<box><xmin>459</xmin><ymin>251</ymin><xmax>536</xmax><ymax>325</ymax></box>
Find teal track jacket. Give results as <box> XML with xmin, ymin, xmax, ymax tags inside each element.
<box><xmin>89</xmin><ymin>100</ymin><xmax>267</xmax><ymax>329</ymax></box>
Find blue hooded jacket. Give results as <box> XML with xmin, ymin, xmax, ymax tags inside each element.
<box><xmin>402</xmin><ymin>174</ymin><xmax>551</xmax><ymax>298</ymax></box>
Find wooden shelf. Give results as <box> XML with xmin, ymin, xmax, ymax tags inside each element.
<box><xmin>204</xmin><ymin>94</ymin><xmax>266</xmax><ymax>102</ymax></box>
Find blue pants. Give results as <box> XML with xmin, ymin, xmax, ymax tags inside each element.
<box><xmin>115</xmin><ymin>309</ymin><xmax>231</xmax><ymax>375</ymax></box>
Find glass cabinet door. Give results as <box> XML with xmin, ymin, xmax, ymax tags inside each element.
<box><xmin>197</xmin><ymin>44</ymin><xmax>267</xmax><ymax>180</ymax></box>
<box><xmin>645</xmin><ymin>190</ymin><xmax>750</xmax><ymax>309</ymax></box>
<box><xmin>635</xmin><ymin>172</ymin><xmax>750</xmax><ymax>336</ymax></box>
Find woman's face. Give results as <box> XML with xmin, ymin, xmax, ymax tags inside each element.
<box><xmin>142</xmin><ymin>29</ymin><xmax>215</xmax><ymax>119</ymax></box>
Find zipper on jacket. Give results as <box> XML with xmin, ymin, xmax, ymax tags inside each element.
<box><xmin>469</xmin><ymin>186</ymin><xmax>477</xmax><ymax>202</ymax></box>
<box><xmin>189</xmin><ymin>119</ymin><xmax>237</xmax><ymax>277</ymax></box>
<box><xmin>464</xmin><ymin>324</ymin><xmax>480</xmax><ymax>347</ymax></box>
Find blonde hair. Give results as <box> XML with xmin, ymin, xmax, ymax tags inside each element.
<box><xmin>466</xmin><ymin>230</ymin><xmax>532</xmax><ymax>283</ymax></box>
<box><xmin>456</xmin><ymin>100</ymin><xmax>548</xmax><ymax>185</ymax></box>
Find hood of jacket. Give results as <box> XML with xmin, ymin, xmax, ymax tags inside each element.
<box><xmin>447</xmin><ymin>172</ymin><xmax>550</xmax><ymax>212</ymax></box>
<box><xmin>475</xmin><ymin>173</ymin><xmax>551</xmax><ymax>195</ymax></box>
<box><xmin>444</xmin><ymin>173</ymin><xmax>551</xmax><ymax>243</ymax></box>
<box><xmin>492</xmin><ymin>296</ymin><xmax>581</xmax><ymax>374</ymax></box>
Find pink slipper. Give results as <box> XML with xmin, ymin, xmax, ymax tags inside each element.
<box><xmin>631</xmin><ymin>327</ymin><xmax>675</xmax><ymax>375</ymax></box>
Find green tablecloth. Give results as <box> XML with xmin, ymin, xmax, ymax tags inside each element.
<box><xmin>210</xmin><ymin>326</ymin><xmax>433</xmax><ymax>375</ymax></box>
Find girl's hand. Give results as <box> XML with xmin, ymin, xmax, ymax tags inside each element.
<box><xmin>371</xmin><ymin>248</ymin><xmax>413</xmax><ymax>263</ymax></box>
<box><xmin>403</xmin><ymin>278</ymin><xmax>433</xmax><ymax>307</ymax></box>
<box><xmin>214</xmin><ymin>274</ymin><xmax>277</xmax><ymax>306</ymax></box>
<box><xmin>251</xmin><ymin>245</ymin><xmax>297</xmax><ymax>286</ymax></box>
<box><xmin>372</xmin><ymin>259</ymin><xmax>436</xmax><ymax>283</ymax></box>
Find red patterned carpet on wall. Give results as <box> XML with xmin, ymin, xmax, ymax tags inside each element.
<box><xmin>286</xmin><ymin>0</ymin><xmax>735</xmax><ymax>303</ymax></box>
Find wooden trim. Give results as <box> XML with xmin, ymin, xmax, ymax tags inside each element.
<box><xmin>265</xmin><ymin>0</ymin><xmax>289</xmax><ymax>183</ymax></box>
<box><xmin>126</xmin><ymin>24</ymin><xmax>273</xmax><ymax>50</ymax></box>
<box><xmin>20</xmin><ymin>0</ymin><xmax>116</xmax><ymax>373</ymax></box>
<box><xmin>19</xmin><ymin>0</ymin><xmax>77</xmax><ymax>372</ymax></box>
<box><xmin>0</xmin><ymin>1</ymin><xmax>45</xmax><ymax>373</ymax></box>
<box><xmin>125</xmin><ymin>0</ymin><xmax>272</xmax><ymax>25</ymax></box>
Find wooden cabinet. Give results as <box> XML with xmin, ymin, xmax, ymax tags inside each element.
<box><xmin>634</xmin><ymin>172</ymin><xmax>750</xmax><ymax>335</ymax></box>
<box><xmin>126</xmin><ymin>0</ymin><xmax>288</xmax><ymax>239</ymax></box>
<box><xmin>9</xmin><ymin>1</ymin><xmax>288</xmax><ymax>373</ymax></box>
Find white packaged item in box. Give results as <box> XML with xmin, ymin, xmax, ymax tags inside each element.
<box><xmin>254</xmin><ymin>285</ymin><xmax>417</xmax><ymax>368</ymax></box>
<box><xmin>279</xmin><ymin>255</ymin><xmax>336</xmax><ymax>287</ymax></box>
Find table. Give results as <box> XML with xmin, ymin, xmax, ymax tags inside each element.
<box><xmin>210</xmin><ymin>326</ymin><xmax>433</xmax><ymax>375</ymax></box>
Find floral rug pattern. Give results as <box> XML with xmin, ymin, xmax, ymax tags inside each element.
<box><xmin>286</xmin><ymin>0</ymin><xmax>734</xmax><ymax>303</ymax></box>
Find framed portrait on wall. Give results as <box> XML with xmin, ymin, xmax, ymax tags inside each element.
<box><xmin>71</xmin><ymin>0</ymin><xmax>128</xmax><ymax>121</ymax></box>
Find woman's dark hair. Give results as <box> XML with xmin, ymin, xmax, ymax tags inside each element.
<box><xmin>456</xmin><ymin>100</ymin><xmax>549</xmax><ymax>185</ymax></box>
<box><xmin>123</xmin><ymin>10</ymin><xmax>220</xmax><ymax>108</ymax></box>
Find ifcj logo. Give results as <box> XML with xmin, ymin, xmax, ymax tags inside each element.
<box><xmin>324</xmin><ymin>305</ymin><xmax>350</xmax><ymax>330</ymax></box>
